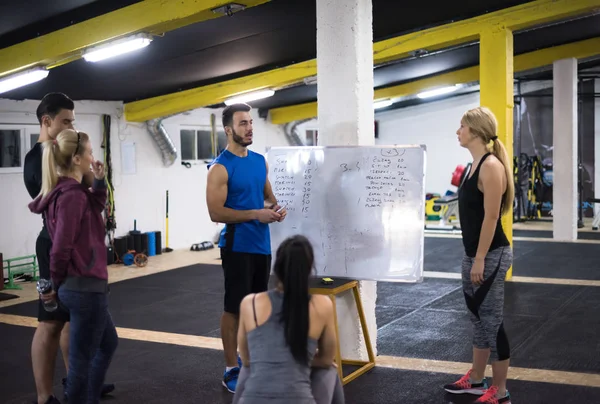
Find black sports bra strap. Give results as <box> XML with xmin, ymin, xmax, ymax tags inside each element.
<box><xmin>252</xmin><ymin>294</ymin><xmax>258</xmax><ymax>326</ymax></box>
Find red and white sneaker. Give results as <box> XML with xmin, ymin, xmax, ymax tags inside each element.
<box><xmin>475</xmin><ymin>386</ymin><xmax>512</xmax><ymax>404</ymax></box>
<box><xmin>443</xmin><ymin>369</ymin><xmax>489</xmax><ymax>395</ymax></box>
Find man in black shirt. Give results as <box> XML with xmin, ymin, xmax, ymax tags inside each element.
<box><xmin>24</xmin><ymin>93</ymin><xmax>114</xmax><ymax>404</ymax></box>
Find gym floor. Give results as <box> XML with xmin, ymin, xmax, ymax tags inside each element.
<box><xmin>1</xmin><ymin>222</ymin><xmax>599</xmax><ymax>404</ymax></box>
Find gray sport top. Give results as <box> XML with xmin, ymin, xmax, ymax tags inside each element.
<box><xmin>240</xmin><ymin>289</ymin><xmax>319</xmax><ymax>400</ymax></box>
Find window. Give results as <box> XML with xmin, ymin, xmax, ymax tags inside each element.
<box><xmin>30</xmin><ymin>133</ymin><xmax>39</xmax><ymax>148</ymax></box>
<box><xmin>0</xmin><ymin>125</ymin><xmax>39</xmax><ymax>173</ymax></box>
<box><xmin>179</xmin><ymin>127</ymin><xmax>227</xmax><ymax>162</ymax></box>
<box><xmin>305</xmin><ymin>129</ymin><xmax>318</xmax><ymax>146</ymax></box>
<box><xmin>0</xmin><ymin>130</ymin><xmax>21</xmax><ymax>168</ymax></box>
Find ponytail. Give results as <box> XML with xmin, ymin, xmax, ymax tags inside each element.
<box><xmin>40</xmin><ymin>140</ymin><xmax>60</xmax><ymax>197</ymax></box>
<box><xmin>462</xmin><ymin>106</ymin><xmax>514</xmax><ymax>217</ymax></box>
<box><xmin>39</xmin><ymin>129</ymin><xmax>89</xmax><ymax>198</ymax></box>
<box><xmin>492</xmin><ymin>138</ymin><xmax>514</xmax><ymax>216</ymax></box>
<box><xmin>273</xmin><ymin>235</ymin><xmax>313</xmax><ymax>365</ymax></box>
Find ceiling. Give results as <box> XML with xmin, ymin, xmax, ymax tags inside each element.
<box><xmin>1</xmin><ymin>0</ymin><xmax>599</xmax><ymax>117</ymax></box>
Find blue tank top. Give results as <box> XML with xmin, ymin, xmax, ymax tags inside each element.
<box><xmin>209</xmin><ymin>149</ymin><xmax>271</xmax><ymax>255</ymax></box>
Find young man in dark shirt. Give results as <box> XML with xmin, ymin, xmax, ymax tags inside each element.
<box><xmin>24</xmin><ymin>93</ymin><xmax>114</xmax><ymax>404</ymax></box>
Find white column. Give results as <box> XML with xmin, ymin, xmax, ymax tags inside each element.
<box><xmin>552</xmin><ymin>58</ymin><xmax>578</xmax><ymax>240</ymax></box>
<box><xmin>316</xmin><ymin>0</ymin><xmax>377</xmax><ymax>359</ymax></box>
<box><xmin>595</xmin><ymin>79</ymin><xmax>600</xmax><ymax>222</ymax></box>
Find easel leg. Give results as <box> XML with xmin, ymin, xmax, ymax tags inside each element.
<box><xmin>329</xmin><ymin>295</ymin><xmax>343</xmax><ymax>381</ymax></box>
<box><xmin>352</xmin><ymin>285</ymin><xmax>375</xmax><ymax>362</ymax></box>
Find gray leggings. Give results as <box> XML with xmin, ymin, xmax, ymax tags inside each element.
<box><xmin>461</xmin><ymin>246</ymin><xmax>512</xmax><ymax>362</ymax></box>
<box><xmin>232</xmin><ymin>365</ymin><xmax>345</xmax><ymax>404</ymax></box>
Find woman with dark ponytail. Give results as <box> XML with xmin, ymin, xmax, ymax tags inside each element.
<box><xmin>232</xmin><ymin>235</ymin><xmax>344</xmax><ymax>404</ymax></box>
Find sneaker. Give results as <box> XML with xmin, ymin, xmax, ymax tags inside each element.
<box><xmin>222</xmin><ymin>367</ymin><xmax>240</xmax><ymax>393</ymax></box>
<box><xmin>443</xmin><ymin>369</ymin><xmax>489</xmax><ymax>395</ymax></box>
<box><xmin>32</xmin><ymin>396</ymin><xmax>61</xmax><ymax>404</ymax></box>
<box><xmin>101</xmin><ymin>383</ymin><xmax>115</xmax><ymax>397</ymax></box>
<box><xmin>238</xmin><ymin>355</ymin><xmax>242</xmax><ymax>367</ymax></box>
<box><xmin>62</xmin><ymin>377</ymin><xmax>115</xmax><ymax>400</ymax></box>
<box><xmin>475</xmin><ymin>386</ymin><xmax>511</xmax><ymax>404</ymax></box>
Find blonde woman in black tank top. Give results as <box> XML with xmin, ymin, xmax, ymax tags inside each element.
<box><xmin>443</xmin><ymin>107</ymin><xmax>514</xmax><ymax>404</ymax></box>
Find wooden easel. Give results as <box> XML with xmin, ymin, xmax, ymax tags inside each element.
<box><xmin>309</xmin><ymin>277</ymin><xmax>376</xmax><ymax>384</ymax></box>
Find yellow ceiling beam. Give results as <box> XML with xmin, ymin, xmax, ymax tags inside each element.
<box><xmin>0</xmin><ymin>0</ymin><xmax>270</xmax><ymax>77</ymax></box>
<box><xmin>122</xmin><ymin>0</ymin><xmax>599</xmax><ymax>122</ymax></box>
<box><xmin>268</xmin><ymin>102</ymin><xmax>321</xmax><ymax>125</ymax></box>
<box><xmin>373</xmin><ymin>67</ymin><xmax>480</xmax><ymax>102</ymax></box>
<box><xmin>124</xmin><ymin>59</ymin><xmax>317</xmax><ymax>122</ymax></box>
<box><xmin>373</xmin><ymin>0</ymin><xmax>600</xmax><ymax>64</ymax></box>
<box><xmin>513</xmin><ymin>37</ymin><xmax>600</xmax><ymax>71</ymax></box>
<box><xmin>269</xmin><ymin>37</ymin><xmax>600</xmax><ymax>125</ymax></box>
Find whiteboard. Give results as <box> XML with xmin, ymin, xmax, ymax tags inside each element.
<box><xmin>266</xmin><ymin>145</ymin><xmax>427</xmax><ymax>283</ymax></box>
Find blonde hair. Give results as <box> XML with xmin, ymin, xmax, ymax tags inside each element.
<box><xmin>461</xmin><ymin>106</ymin><xmax>514</xmax><ymax>216</ymax></box>
<box><xmin>40</xmin><ymin>129</ymin><xmax>90</xmax><ymax>197</ymax></box>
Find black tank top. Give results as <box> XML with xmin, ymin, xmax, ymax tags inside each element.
<box><xmin>458</xmin><ymin>152</ymin><xmax>510</xmax><ymax>258</ymax></box>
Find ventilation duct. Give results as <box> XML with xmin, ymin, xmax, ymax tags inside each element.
<box><xmin>146</xmin><ymin>118</ymin><xmax>177</xmax><ymax>166</ymax></box>
<box><xmin>283</xmin><ymin>119</ymin><xmax>311</xmax><ymax>146</ymax></box>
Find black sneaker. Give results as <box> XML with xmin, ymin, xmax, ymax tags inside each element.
<box><xmin>100</xmin><ymin>383</ymin><xmax>115</xmax><ymax>397</ymax></box>
<box><xmin>62</xmin><ymin>378</ymin><xmax>115</xmax><ymax>400</ymax></box>
<box><xmin>31</xmin><ymin>396</ymin><xmax>61</xmax><ymax>404</ymax></box>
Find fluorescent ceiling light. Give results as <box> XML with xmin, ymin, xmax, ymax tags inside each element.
<box><xmin>224</xmin><ymin>89</ymin><xmax>275</xmax><ymax>105</ymax></box>
<box><xmin>417</xmin><ymin>85</ymin><xmax>459</xmax><ymax>99</ymax></box>
<box><xmin>84</xmin><ymin>34</ymin><xmax>152</xmax><ymax>62</ymax></box>
<box><xmin>0</xmin><ymin>67</ymin><xmax>49</xmax><ymax>95</ymax></box>
<box><xmin>374</xmin><ymin>100</ymin><xmax>393</xmax><ymax>109</ymax></box>
<box><xmin>303</xmin><ymin>75</ymin><xmax>318</xmax><ymax>86</ymax></box>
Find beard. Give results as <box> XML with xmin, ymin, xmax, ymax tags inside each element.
<box><xmin>232</xmin><ymin>128</ymin><xmax>252</xmax><ymax>146</ymax></box>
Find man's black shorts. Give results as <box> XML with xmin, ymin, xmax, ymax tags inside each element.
<box><xmin>220</xmin><ymin>248</ymin><xmax>272</xmax><ymax>315</ymax></box>
<box><xmin>36</xmin><ymin>234</ymin><xmax>70</xmax><ymax>323</ymax></box>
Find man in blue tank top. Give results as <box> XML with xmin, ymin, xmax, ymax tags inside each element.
<box><xmin>206</xmin><ymin>103</ymin><xmax>287</xmax><ymax>393</ymax></box>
